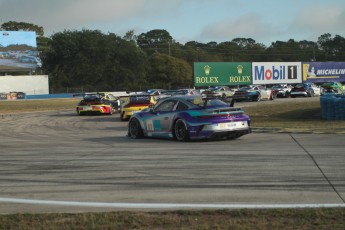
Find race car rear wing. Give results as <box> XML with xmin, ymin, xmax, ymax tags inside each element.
<box><xmin>201</xmin><ymin>96</ymin><xmax>235</xmax><ymax>108</ymax></box>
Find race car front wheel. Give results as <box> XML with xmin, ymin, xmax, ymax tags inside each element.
<box><xmin>255</xmin><ymin>94</ymin><xmax>261</xmax><ymax>102</ymax></box>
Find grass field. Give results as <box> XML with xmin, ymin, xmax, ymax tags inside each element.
<box><xmin>242</xmin><ymin>99</ymin><xmax>345</xmax><ymax>134</ymax></box>
<box><xmin>0</xmin><ymin>98</ymin><xmax>80</xmax><ymax>114</ymax></box>
<box><xmin>0</xmin><ymin>98</ymin><xmax>344</xmax><ymax>229</ymax></box>
<box><xmin>0</xmin><ymin>208</ymin><xmax>344</xmax><ymax>230</ymax></box>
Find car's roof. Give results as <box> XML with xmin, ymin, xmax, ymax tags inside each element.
<box><xmin>161</xmin><ymin>95</ymin><xmax>201</xmax><ymax>100</ymax></box>
<box><xmin>158</xmin><ymin>95</ymin><xmax>205</xmax><ymax>105</ymax></box>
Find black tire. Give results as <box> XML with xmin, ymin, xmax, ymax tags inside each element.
<box><xmin>270</xmin><ymin>92</ymin><xmax>276</xmax><ymax>100</ymax></box>
<box><xmin>120</xmin><ymin>112</ymin><xmax>127</xmax><ymax>121</ymax></box>
<box><xmin>108</xmin><ymin>106</ymin><xmax>114</xmax><ymax>115</ymax></box>
<box><xmin>17</xmin><ymin>92</ymin><xmax>26</xmax><ymax>99</ymax></box>
<box><xmin>76</xmin><ymin>108</ymin><xmax>82</xmax><ymax>116</ymax></box>
<box><xmin>0</xmin><ymin>93</ymin><xmax>7</xmax><ymax>100</ymax></box>
<box><xmin>254</xmin><ymin>94</ymin><xmax>261</xmax><ymax>102</ymax></box>
<box><xmin>174</xmin><ymin>119</ymin><xmax>189</xmax><ymax>141</ymax></box>
<box><xmin>307</xmin><ymin>90</ymin><xmax>315</xmax><ymax>97</ymax></box>
<box><xmin>128</xmin><ymin>118</ymin><xmax>143</xmax><ymax>139</ymax></box>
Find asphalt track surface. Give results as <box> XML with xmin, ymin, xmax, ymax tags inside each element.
<box><xmin>0</xmin><ymin>99</ymin><xmax>344</xmax><ymax>213</ymax></box>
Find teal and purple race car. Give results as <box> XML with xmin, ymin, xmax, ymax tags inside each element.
<box><xmin>127</xmin><ymin>95</ymin><xmax>251</xmax><ymax>141</ymax></box>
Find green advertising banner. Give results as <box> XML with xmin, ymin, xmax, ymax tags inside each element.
<box><xmin>194</xmin><ymin>62</ymin><xmax>252</xmax><ymax>86</ymax></box>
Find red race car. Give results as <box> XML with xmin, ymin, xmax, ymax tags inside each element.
<box><xmin>75</xmin><ymin>93</ymin><xmax>117</xmax><ymax>116</ymax></box>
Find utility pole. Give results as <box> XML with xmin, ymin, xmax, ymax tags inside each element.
<box><xmin>168</xmin><ymin>40</ymin><xmax>171</xmax><ymax>56</ymax></box>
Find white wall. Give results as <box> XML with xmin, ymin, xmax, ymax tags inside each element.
<box><xmin>0</xmin><ymin>75</ymin><xmax>49</xmax><ymax>95</ymax></box>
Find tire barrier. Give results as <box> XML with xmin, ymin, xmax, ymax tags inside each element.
<box><xmin>320</xmin><ymin>94</ymin><xmax>345</xmax><ymax>120</ymax></box>
<box><xmin>0</xmin><ymin>92</ymin><xmax>26</xmax><ymax>100</ymax></box>
<box><xmin>0</xmin><ymin>93</ymin><xmax>7</xmax><ymax>100</ymax></box>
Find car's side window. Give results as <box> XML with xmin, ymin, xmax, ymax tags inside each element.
<box><xmin>175</xmin><ymin>101</ymin><xmax>188</xmax><ymax>111</ymax></box>
<box><xmin>155</xmin><ymin>100</ymin><xmax>177</xmax><ymax>112</ymax></box>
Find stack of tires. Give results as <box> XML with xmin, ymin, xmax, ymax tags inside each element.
<box><xmin>0</xmin><ymin>93</ymin><xmax>7</xmax><ymax>100</ymax></box>
<box><xmin>320</xmin><ymin>94</ymin><xmax>345</xmax><ymax>120</ymax></box>
<box><xmin>335</xmin><ymin>96</ymin><xmax>345</xmax><ymax>120</ymax></box>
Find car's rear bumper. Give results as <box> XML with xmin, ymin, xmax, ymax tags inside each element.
<box><xmin>233</xmin><ymin>95</ymin><xmax>258</xmax><ymax>101</ymax></box>
<box><xmin>206</xmin><ymin>128</ymin><xmax>251</xmax><ymax>139</ymax></box>
<box><xmin>77</xmin><ymin>105</ymin><xmax>110</xmax><ymax>114</ymax></box>
<box><xmin>189</xmin><ymin>126</ymin><xmax>251</xmax><ymax>140</ymax></box>
<box><xmin>290</xmin><ymin>92</ymin><xmax>308</xmax><ymax>97</ymax></box>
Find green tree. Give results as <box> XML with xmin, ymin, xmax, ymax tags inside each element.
<box><xmin>42</xmin><ymin>29</ymin><xmax>148</xmax><ymax>92</ymax></box>
<box><xmin>123</xmin><ymin>30</ymin><xmax>137</xmax><ymax>43</ymax></box>
<box><xmin>216</xmin><ymin>41</ymin><xmax>240</xmax><ymax>62</ymax></box>
<box><xmin>317</xmin><ymin>33</ymin><xmax>345</xmax><ymax>61</ymax></box>
<box><xmin>1</xmin><ymin>21</ymin><xmax>44</xmax><ymax>36</ymax></box>
<box><xmin>137</xmin><ymin>29</ymin><xmax>173</xmax><ymax>56</ymax></box>
<box><xmin>148</xmin><ymin>53</ymin><xmax>192</xmax><ymax>89</ymax></box>
<box><xmin>183</xmin><ymin>41</ymin><xmax>222</xmax><ymax>64</ymax></box>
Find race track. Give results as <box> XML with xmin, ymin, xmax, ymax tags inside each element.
<box><xmin>0</xmin><ymin>102</ymin><xmax>344</xmax><ymax>213</ymax></box>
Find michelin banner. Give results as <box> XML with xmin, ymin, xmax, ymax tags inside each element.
<box><xmin>252</xmin><ymin>62</ymin><xmax>302</xmax><ymax>85</ymax></box>
<box><xmin>303</xmin><ymin>62</ymin><xmax>345</xmax><ymax>83</ymax></box>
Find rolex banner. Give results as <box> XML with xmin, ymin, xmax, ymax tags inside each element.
<box><xmin>194</xmin><ymin>62</ymin><xmax>252</xmax><ymax>86</ymax></box>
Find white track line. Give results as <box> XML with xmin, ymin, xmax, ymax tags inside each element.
<box><xmin>0</xmin><ymin>198</ymin><xmax>344</xmax><ymax>209</ymax></box>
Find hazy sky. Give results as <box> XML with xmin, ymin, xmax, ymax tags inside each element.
<box><xmin>0</xmin><ymin>31</ymin><xmax>37</xmax><ymax>47</ymax></box>
<box><xmin>0</xmin><ymin>0</ymin><xmax>344</xmax><ymax>46</ymax></box>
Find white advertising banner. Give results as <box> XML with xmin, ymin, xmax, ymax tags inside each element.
<box><xmin>252</xmin><ymin>62</ymin><xmax>302</xmax><ymax>85</ymax></box>
<box><xmin>0</xmin><ymin>75</ymin><xmax>49</xmax><ymax>95</ymax></box>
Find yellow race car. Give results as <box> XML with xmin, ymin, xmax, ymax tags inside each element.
<box><xmin>120</xmin><ymin>94</ymin><xmax>156</xmax><ymax>121</ymax></box>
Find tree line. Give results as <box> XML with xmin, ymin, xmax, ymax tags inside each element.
<box><xmin>1</xmin><ymin>21</ymin><xmax>345</xmax><ymax>93</ymax></box>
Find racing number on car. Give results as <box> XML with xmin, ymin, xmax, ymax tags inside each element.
<box><xmin>146</xmin><ymin>120</ymin><xmax>154</xmax><ymax>131</ymax></box>
<box><xmin>288</xmin><ymin>65</ymin><xmax>297</xmax><ymax>79</ymax></box>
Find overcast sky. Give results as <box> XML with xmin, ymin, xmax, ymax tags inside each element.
<box><xmin>0</xmin><ymin>31</ymin><xmax>37</xmax><ymax>47</ymax></box>
<box><xmin>0</xmin><ymin>0</ymin><xmax>344</xmax><ymax>46</ymax></box>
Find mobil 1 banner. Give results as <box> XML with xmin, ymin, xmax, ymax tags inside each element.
<box><xmin>252</xmin><ymin>62</ymin><xmax>302</xmax><ymax>85</ymax></box>
<box><xmin>303</xmin><ymin>62</ymin><xmax>345</xmax><ymax>83</ymax></box>
<box><xmin>194</xmin><ymin>62</ymin><xmax>252</xmax><ymax>86</ymax></box>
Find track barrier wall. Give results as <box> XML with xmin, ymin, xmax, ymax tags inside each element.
<box><xmin>320</xmin><ymin>94</ymin><xmax>345</xmax><ymax>120</ymax></box>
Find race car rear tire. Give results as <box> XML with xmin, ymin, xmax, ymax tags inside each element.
<box><xmin>76</xmin><ymin>108</ymin><xmax>84</xmax><ymax>116</ymax></box>
<box><xmin>270</xmin><ymin>93</ymin><xmax>276</xmax><ymax>100</ymax></box>
<box><xmin>307</xmin><ymin>90</ymin><xmax>315</xmax><ymax>97</ymax></box>
<box><xmin>108</xmin><ymin>106</ymin><xmax>114</xmax><ymax>115</ymax></box>
<box><xmin>129</xmin><ymin>118</ymin><xmax>143</xmax><ymax>139</ymax></box>
<box><xmin>254</xmin><ymin>94</ymin><xmax>261</xmax><ymax>102</ymax></box>
<box><xmin>120</xmin><ymin>112</ymin><xmax>127</xmax><ymax>121</ymax></box>
<box><xmin>173</xmin><ymin>119</ymin><xmax>189</xmax><ymax>141</ymax></box>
